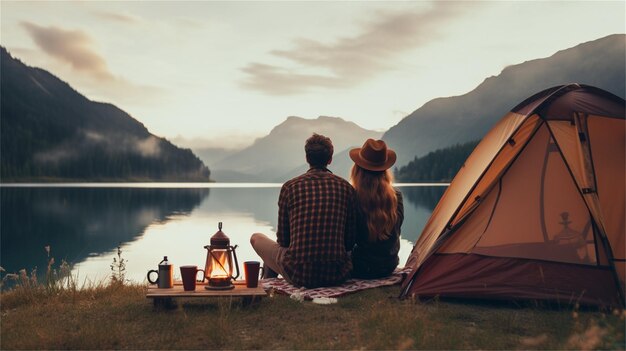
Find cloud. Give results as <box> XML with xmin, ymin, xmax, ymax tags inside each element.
<box><xmin>241</xmin><ymin>63</ymin><xmax>352</xmax><ymax>95</ymax></box>
<box><xmin>35</xmin><ymin>131</ymin><xmax>162</xmax><ymax>164</ymax></box>
<box><xmin>174</xmin><ymin>17</ymin><xmax>204</xmax><ymax>29</ymax></box>
<box><xmin>34</xmin><ymin>147</ymin><xmax>75</xmax><ymax>164</ymax></box>
<box><xmin>135</xmin><ymin>136</ymin><xmax>161</xmax><ymax>157</ymax></box>
<box><xmin>93</xmin><ymin>11</ymin><xmax>141</xmax><ymax>24</ymax></box>
<box><xmin>20</xmin><ymin>22</ymin><xmax>163</xmax><ymax>104</ymax></box>
<box><xmin>21</xmin><ymin>21</ymin><xmax>114</xmax><ymax>80</ymax></box>
<box><xmin>170</xmin><ymin>132</ymin><xmax>260</xmax><ymax>150</ymax></box>
<box><xmin>241</xmin><ymin>3</ymin><xmax>463</xmax><ymax>95</ymax></box>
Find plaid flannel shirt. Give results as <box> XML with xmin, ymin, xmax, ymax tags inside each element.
<box><xmin>277</xmin><ymin>167</ymin><xmax>356</xmax><ymax>287</ymax></box>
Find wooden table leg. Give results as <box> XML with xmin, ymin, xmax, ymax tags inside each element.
<box><xmin>153</xmin><ymin>297</ymin><xmax>175</xmax><ymax>309</ymax></box>
<box><xmin>242</xmin><ymin>296</ymin><xmax>260</xmax><ymax>306</ymax></box>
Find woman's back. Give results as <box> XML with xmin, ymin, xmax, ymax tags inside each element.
<box><xmin>348</xmin><ymin>138</ymin><xmax>403</xmax><ymax>279</ymax></box>
<box><xmin>352</xmin><ymin>190</ymin><xmax>404</xmax><ymax>279</ymax></box>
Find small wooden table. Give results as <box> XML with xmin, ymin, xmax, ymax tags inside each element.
<box><xmin>147</xmin><ymin>280</ymin><xmax>266</xmax><ymax>307</ymax></box>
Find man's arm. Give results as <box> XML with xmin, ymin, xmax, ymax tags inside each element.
<box><xmin>276</xmin><ymin>184</ymin><xmax>290</xmax><ymax>247</ymax></box>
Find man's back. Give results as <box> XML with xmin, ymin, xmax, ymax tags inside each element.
<box><xmin>277</xmin><ymin>168</ymin><xmax>356</xmax><ymax>287</ymax></box>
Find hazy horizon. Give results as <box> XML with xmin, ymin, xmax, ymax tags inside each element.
<box><xmin>1</xmin><ymin>1</ymin><xmax>624</xmax><ymax>149</ymax></box>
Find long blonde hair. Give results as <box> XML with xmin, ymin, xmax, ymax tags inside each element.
<box><xmin>350</xmin><ymin>164</ymin><xmax>398</xmax><ymax>242</ymax></box>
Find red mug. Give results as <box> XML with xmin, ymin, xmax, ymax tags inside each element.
<box><xmin>244</xmin><ymin>261</ymin><xmax>264</xmax><ymax>288</ymax></box>
<box><xmin>180</xmin><ymin>265</ymin><xmax>205</xmax><ymax>291</ymax></box>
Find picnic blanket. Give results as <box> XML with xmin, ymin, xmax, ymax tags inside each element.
<box><xmin>261</xmin><ymin>267</ymin><xmax>412</xmax><ymax>300</ymax></box>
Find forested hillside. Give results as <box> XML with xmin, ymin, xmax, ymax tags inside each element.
<box><xmin>1</xmin><ymin>47</ymin><xmax>210</xmax><ymax>181</ymax></box>
<box><xmin>395</xmin><ymin>140</ymin><xmax>479</xmax><ymax>182</ymax></box>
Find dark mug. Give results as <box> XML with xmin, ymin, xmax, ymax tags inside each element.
<box><xmin>180</xmin><ymin>265</ymin><xmax>205</xmax><ymax>291</ymax></box>
<box><xmin>244</xmin><ymin>261</ymin><xmax>264</xmax><ymax>288</ymax></box>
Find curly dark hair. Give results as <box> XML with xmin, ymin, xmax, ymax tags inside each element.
<box><xmin>305</xmin><ymin>133</ymin><xmax>333</xmax><ymax>168</ymax></box>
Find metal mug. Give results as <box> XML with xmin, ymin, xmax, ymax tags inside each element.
<box><xmin>147</xmin><ymin>256</ymin><xmax>174</xmax><ymax>288</ymax></box>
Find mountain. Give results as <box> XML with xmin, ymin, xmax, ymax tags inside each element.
<box><xmin>278</xmin><ymin>147</ymin><xmax>357</xmax><ymax>182</ymax></box>
<box><xmin>167</xmin><ymin>136</ymin><xmax>245</xmax><ymax>168</ymax></box>
<box><xmin>383</xmin><ymin>34</ymin><xmax>626</xmax><ymax>167</ymax></box>
<box><xmin>211</xmin><ymin>116</ymin><xmax>383</xmax><ymax>182</ymax></box>
<box><xmin>0</xmin><ymin>47</ymin><xmax>210</xmax><ymax>181</ymax></box>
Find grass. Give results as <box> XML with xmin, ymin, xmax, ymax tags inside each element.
<box><xmin>1</xmin><ymin>283</ymin><xmax>624</xmax><ymax>350</ymax></box>
<box><xmin>1</xmin><ymin>248</ymin><xmax>624</xmax><ymax>350</ymax></box>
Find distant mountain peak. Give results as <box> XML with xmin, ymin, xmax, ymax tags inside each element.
<box><xmin>282</xmin><ymin>115</ymin><xmax>348</xmax><ymax>124</ymax></box>
<box><xmin>268</xmin><ymin>115</ymin><xmax>368</xmax><ymax>137</ymax></box>
<box><xmin>213</xmin><ymin>115</ymin><xmax>383</xmax><ymax>181</ymax></box>
<box><xmin>285</xmin><ymin>115</ymin><xmax>305</xmax><ymax>121</ymax></box>
<box><xmin>317</xmin><ymin>115</ymin><xmax>345</xmax><ymax>121</ymax></box>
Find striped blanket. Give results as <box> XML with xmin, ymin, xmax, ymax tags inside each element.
<box><xmin>261</xmin><ymin>267</ymin><xmax>411</xmax><ymax>300</ymax></box>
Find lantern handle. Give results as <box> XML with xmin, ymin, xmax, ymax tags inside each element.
<box><xmin>230</xmin><ymin>244</ymin><xmax>240</xmax><ymax>280</ymax></box>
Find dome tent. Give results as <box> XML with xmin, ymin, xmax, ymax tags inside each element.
<box><xmin>400</xmin><ymin>84</ymin><xmax>625</xmax><ymax>307</ymax></box>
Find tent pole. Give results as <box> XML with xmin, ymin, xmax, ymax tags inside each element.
<box><xmin>538</xmin><ymin>137</ymin><xmax>553</xmax><ymax>243</ymax></box>
<box><xmin>576</xmin><ymin>113</ymin><xmax>625</xmax><ymax>306</ymax></box>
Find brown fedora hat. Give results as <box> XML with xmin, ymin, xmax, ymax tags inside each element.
<box><xmin>349</xmin><ymin>139</ymin><xmax>396</xmax><ymax>172</ymax></box>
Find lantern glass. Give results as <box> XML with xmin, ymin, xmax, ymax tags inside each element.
<box><xmin>208</xmin><ymin>248</ymin><xmax>232</xmax><ymax>280</ymax></box>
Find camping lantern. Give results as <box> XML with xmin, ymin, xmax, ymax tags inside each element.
<box><xmin>204</xmin><ymin>222</ymin><xmax>240</xmax><ymax>290</ymax></box>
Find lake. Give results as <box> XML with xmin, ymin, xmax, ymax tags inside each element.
<box><xmin>0</xmin><ymin>183</ymin><xmax>446</xmax><ymax>285</ymax></box>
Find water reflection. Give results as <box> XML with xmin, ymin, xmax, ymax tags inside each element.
<box><xmin>1</xmin><ymin>185</ymin><xmax>445</xmax><ymax>285</ymax></box>
<box><xmin>94</xmin><ymin>187</ymin><xmax>283</xmax><ymax>284</ymax></box>
<box><xmin>1</xmin><ymin>187</ymin><xmax>208</xmax><ymax>281</ymax></box>
<box><xmin>401</xmin><ymin>186</ymin><xmax>447</xmax><ymax>211</ymax></box>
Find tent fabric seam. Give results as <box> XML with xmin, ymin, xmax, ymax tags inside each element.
<box><xmin>538</xmin><ymin>130</ymin><xmax>554</xmax><ymax>242</ymax></box>
<box><xmin>474</xmin><ymin>179</ymin><xmax>502</xmax><ymax>250</ymax></box>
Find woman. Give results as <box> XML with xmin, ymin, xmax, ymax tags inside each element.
<box><xmin>349</xmin><ymin>139</ymin><xmax>404</xmax><ymax>279</ymax></box>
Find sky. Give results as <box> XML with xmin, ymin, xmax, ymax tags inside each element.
<box><xmin>1</xmin><ymin>1</ymin><xmax>624</xmax><ymax>149</ymax></box>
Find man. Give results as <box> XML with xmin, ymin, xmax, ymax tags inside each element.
<box><xmin>250</xmin><ymin>133</ymin><xmax>356</xmax><ymax>287</ymax></box>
